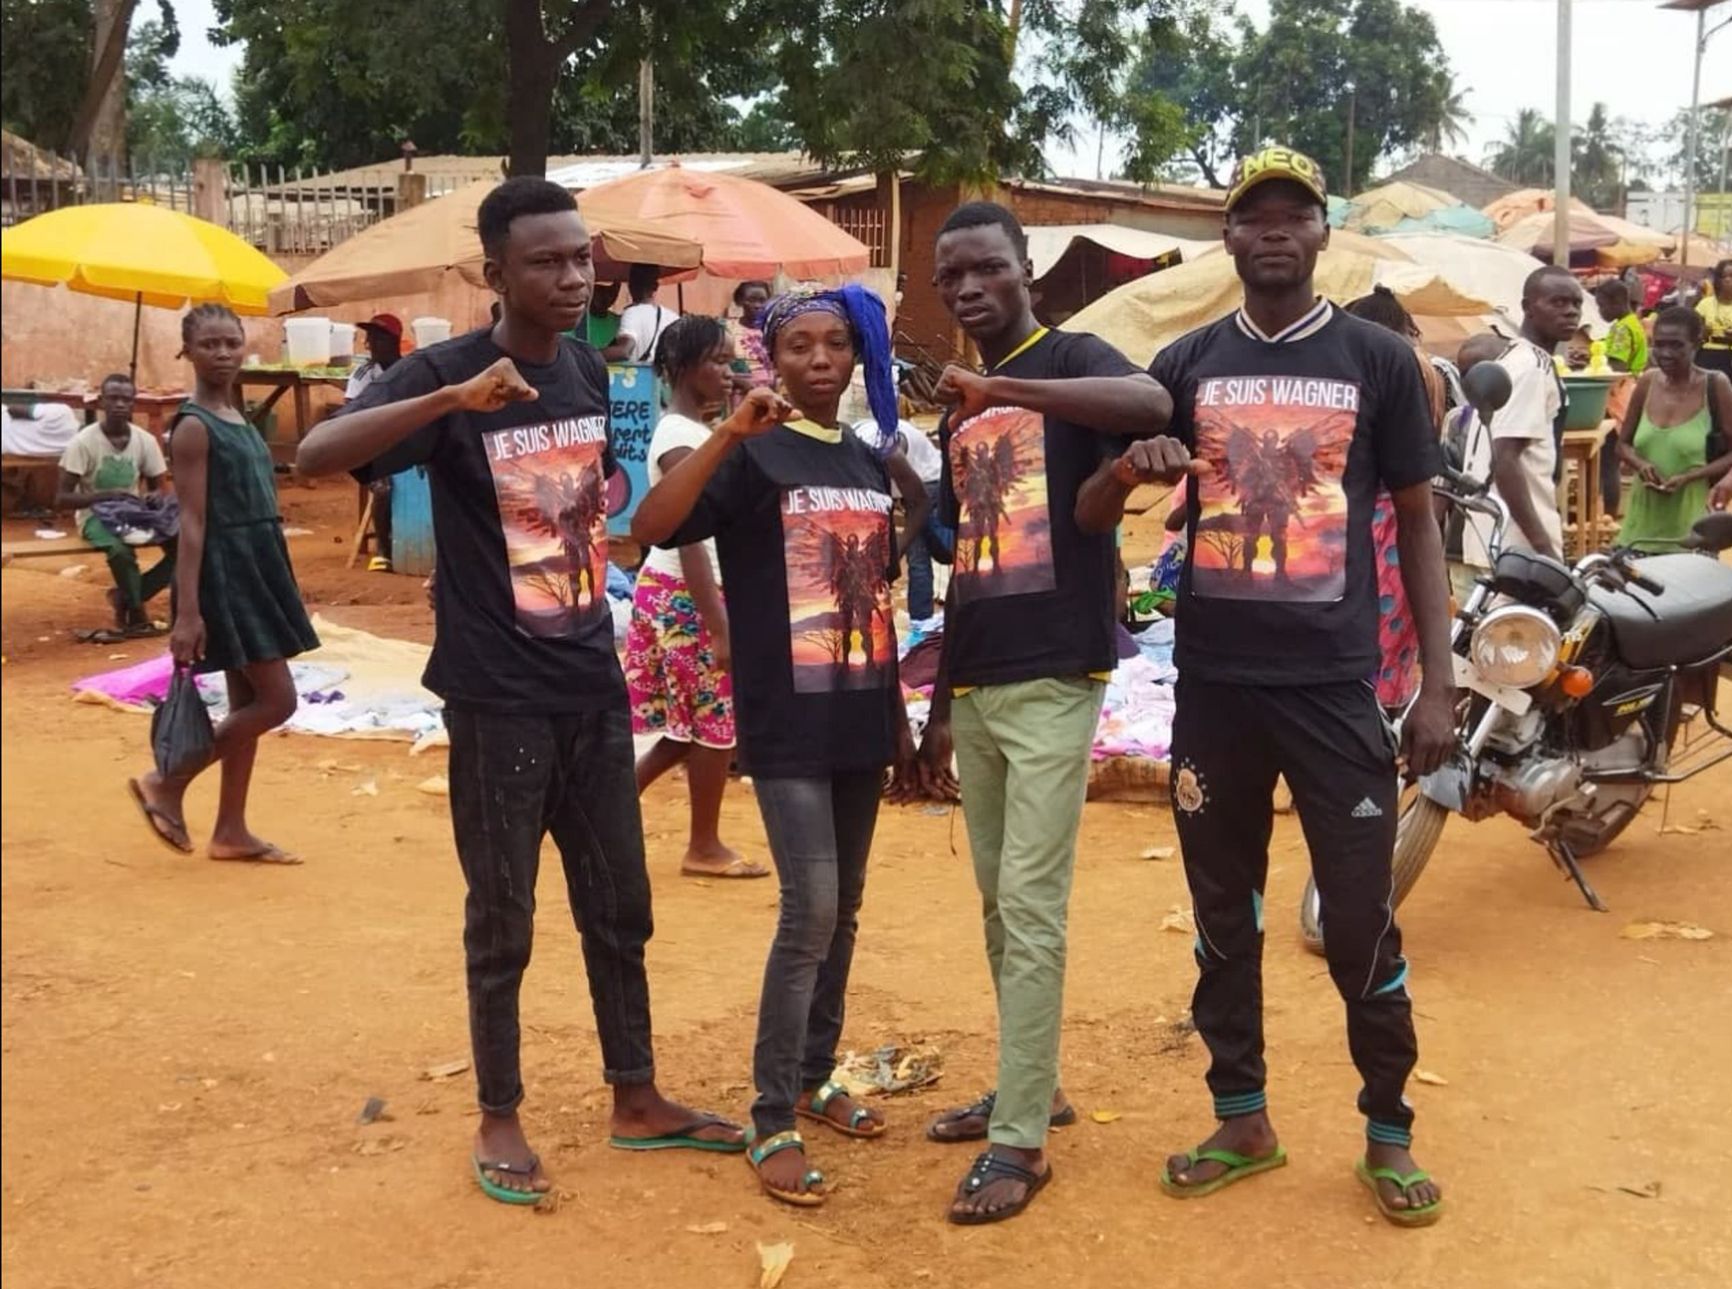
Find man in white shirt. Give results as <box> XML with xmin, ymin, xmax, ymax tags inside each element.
<box><xmin>606</xmin><ymin>264</ymin><xmax>678</xmax><ymax>363</ymax></box>
<box><xmin>1463</xmin><ymin>268</ymin><xmax>1578</xmax><ymax>565</ymax></box>
<box><xmin>55</xmin><ymin>374</ymin><xmax>174</xmax><ymax>633</ymax></box>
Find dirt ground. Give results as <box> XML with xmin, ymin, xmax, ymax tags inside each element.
<box><xmin>3</xmin><ymin>482</ymin><xmax>1730</xmax><ymax>1289</ymax></box>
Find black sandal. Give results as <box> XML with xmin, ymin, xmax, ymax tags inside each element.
<box><xmin>926</xmin><ymin>1089</ymin><xmax>1077</xmax><ymax>1143</ymax></box>
<box><xmin>948</xmin><ymin>1149</ymin><xmax>1054</xmax><ymax>1225</ymax></box>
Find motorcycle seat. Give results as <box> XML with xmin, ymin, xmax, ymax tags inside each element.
<box><xmin>1587</xmin><ymin>554</ymin><xmax>1732</xmax><ymax>670</ymax></box>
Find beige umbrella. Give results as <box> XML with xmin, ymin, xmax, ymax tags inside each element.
<box><xmin>1341</xmin><ymin>181</ymin><xmax>1458</xmax><ymax>233</ymax></box>
<box><xmin>1495</xmin><ymin>210</ymin><xmax>1672</xmax><ymax>267</ymax></box>
<box><xmin>1483</xmin><ymin>188</ymin><xmax>1597</xmax><ymax>232</ymax></box>
<box><xmin>269</xmin><ymin>180</ymin><xmax>703</xmax><ymax>313</ymax></box>
<box><xmin>1064</xmin><ymin>230</ymin><xmax>1494</xmax><ymax>365</ymax></box>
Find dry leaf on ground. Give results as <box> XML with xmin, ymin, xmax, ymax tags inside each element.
<box><xmin>1140</xmin><ymin>846</ymin><xmax>1175</xmax><ymax>861</ymax></box>
<box><xmin>1616</xmin><ymin>1181</ymin><xmax>1662</xmax><ymax>1199</ymax></box>
<box><xmin>758</xmin><ymin>1241</ymin><xmax>794</xmax><ymax>1289</ymax></box>
<box><xmin>1620</xmin><ymin>921</ymin><xmax>1713</xmax><ymax>941</ymax></box>
<box><xmin>1159</xmin><ymin>907</ymin><xmax>1194</xmax><ymax>933</ymax></box>
<box><xmin>416</xmin><ymin>776</ymin><xmax>449</xmax><ymax>797</ymax></box>
<box><xmin>1090</xmin><ymin>1109</ymin><xmax>1123</xmax><ymax>1124</ymax></box>
<box><xmin>1413</xmin><ymin>1070</ymin><xmax>1449</xmax><ymax>1087</ymax></box>
<box><xmin>352</xmin><ymin>779</ymin><xmax>379</xmax><ymax>797</ymax></box>
<box><xmin>685</xmin><ymin>1220</ymin><xmax>728</xmax><ymax>1235</ymax></box>
<box><xmin>422</xmin><ymin>1058</ymin><xmax>470</xmax><ymax>1081</ymax></box>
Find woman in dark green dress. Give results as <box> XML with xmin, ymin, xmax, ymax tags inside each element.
<box><xmin>127</xmin><ymin>304</ymin><xmax>319</xmax><ymax>863</ymax></box>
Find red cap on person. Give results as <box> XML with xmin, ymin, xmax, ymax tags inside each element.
<box><xmin>360</xmin><ymin>313</ymin><xmax>404</xmax><ymax>338</ymax></box>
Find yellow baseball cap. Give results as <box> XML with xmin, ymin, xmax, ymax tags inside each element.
<box><xmin>1225</xmin><ymin>145</ymin><xmax>1328</xmax><ymax>213</ymax></box>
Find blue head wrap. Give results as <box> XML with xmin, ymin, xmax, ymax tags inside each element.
<box><xmin>760</xmin><ymin>283</ymin><xmax>900</xmax><ymax>457</ymax></box>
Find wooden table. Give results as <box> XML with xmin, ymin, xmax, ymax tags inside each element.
<box><xmin>1559</xmin><ymin>425</ymin><xmax>1608</xmax><ymax>561</ymax></box>
<box><xmin>235</xmin><ymin>369</ymin><xmax>349</xmax><ymax>469</ymax></box>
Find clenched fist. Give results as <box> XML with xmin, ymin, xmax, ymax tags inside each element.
<box><xmin>454</xmin><ymin>357</ymin><xmax>538</xmax><ymax>413</ymax></box>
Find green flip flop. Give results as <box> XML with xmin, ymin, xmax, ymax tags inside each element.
<box><xmin>472</xmin><ymin>1153</ymin><xmax>546</xmax><ymax>1206</ymax></box>
<box><xmin>1159</xmin><ymin>1145</ymin><xmax>1289</xmax><ymax>1199</ymax></box>
<box><xmin>609</xmin><ymin>1112</ymin><xmax>746</xmax><ymax>1154</ymax></box>
<box><xmin>1356</xmin><ymin>1158</ymin><xmax>1445</xmax><ymax>1227</ymax></box>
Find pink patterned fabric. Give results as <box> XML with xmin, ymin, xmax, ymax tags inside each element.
<box><xmin>625</xmin><ymin>565</ymin><xmax>735</xmax><ymax>748</ymax></box>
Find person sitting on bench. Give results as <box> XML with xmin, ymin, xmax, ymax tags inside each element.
<box><xmin>56</xmin><ymin>373</ymin><xmax>176</xmax><ymax>636</ymax></box>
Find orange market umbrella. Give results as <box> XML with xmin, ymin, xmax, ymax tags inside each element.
<box><xmin>269</xmin><ymin>179</ymin><xmax>703</xmax><ymax>313</ymax></box>
<box><xmin>575</xmin><ymin>164</ymin><xmax>870</xmax><ymax>280</ymax></box>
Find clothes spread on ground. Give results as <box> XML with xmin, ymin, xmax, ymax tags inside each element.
<box><xmin>664</xmin><ymin>419</ymin><xmax>900</xmax><ymax>777</ymax></box>
<box><xmin>341</xmin><ymin>328</ymin><xmax>625</xmax><ymax>713</ymax></box>
<box><xmin>937</xmin><ymin>329</ymin><xmax>1137</xmax><ymax>688</ymax></box>
<box><xmin>59</xmin><ymin>422</ymin><xmax>167</xmax><ymax>529</ymax></box>
<box><xmin>173</xmin><ymin>402</ymin><xmax>320</xmax><ymax>675</ymax></box>
<box><xmin>640</xmin><ymin>412</ymin><xmax>720</xmax><ymax>581</ymax></box>
<box><xmin>1461</xmin><ymin>336</ymin><xmax>1565</xmax><ymax>565</ymax></box>
<box><xmin>89</xmin><ymin>493</ymin><xmax>179</xmax><ymax>544</ymax></box>
<box><xmin>1150</xmin><ymin>302</ymin><xmax>1441</xmax><ymax>687</ymax></box>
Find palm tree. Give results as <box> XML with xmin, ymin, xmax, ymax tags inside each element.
<box><xmin>1426</xmin><ymin>72</ymin><xmax>1473</xmax><ymax>154</ymax></box>
<box><xmin>1486</xmin><ymin>108</ymin><xmax>1555</xmax><ymax>184</ymax></box>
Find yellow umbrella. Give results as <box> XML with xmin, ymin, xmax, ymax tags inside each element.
<box><xmin>1341</xmin><ymin>181</ymin><xmax>1457</xmax><ymax>232</ymax></box>
<box><xmin>2</xmin><ymin>201</ymin><xmax>288</xmax><ymax>375</ymax></box>
<box><xmin>1065</xmin><ymin>230</ymin><xmax>1494</xmax><ymax>365</ymax></box>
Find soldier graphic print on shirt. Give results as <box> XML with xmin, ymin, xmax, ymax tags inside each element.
<box><xmin>1190</xmin><ymin>375</ymin><xmax>1357</xmax><ymax>602</ymax></box>
<box><xmin>783</xmin><ymin>484</ymin><xmax>896</xmax><ymax>694</ymax></box>
<box><xmin>948</xmin><ymin>405</ymin><xmax>1058</xmax><ymax>604</ymax></box>
<box><xmin>483</xmin><ymin>414</ymin><xmax>611</xmax><ymax>637</ymax></box>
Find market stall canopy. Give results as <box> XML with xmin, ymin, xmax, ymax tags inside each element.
<box><xmin>1063</xmin><ymin>230</ymin><xmax>1496</xmax><ymax>364</ymax></box>
<box><xmin>1377</xmin><ymin>205</ymin><xmax>1496</xmax><ymax>239</ymax></box>
<box><xmin>1495</xmin><ymin>209</ymin><xmax>1674</xmax><ymax>266</ymax></box>
<box><xmin>1341</xmin><ymin>181</ymin><xmax>1491</xmax><ymax>236</ymax></box>
<box><xmin>268</xmin><ymin>179</ymin><xmax>703</xmax><ymax>313</ymax></box>
<box><xmin>576</xmin><ymin>163</ymin><xmax>869</xmax><ymax>280</ymax></box>
<box><xmin>1374</xmin><ymin>231</ymin><xmax>1542</xmax><ymax>322</ymax></box>
<box><xmin>3</xmin><ymin>201</ymin><xmax>286</xmax><ymax>313</ymax></box>
<box><xmin>1483</xmin><ymin>187</ymin><xmax>1596</xmax><ymax>232</ymax></box>
<box><xmin>1026</xmin><ymin>225</ymin><xmax>1215</xmax><ymax>278</ymax></box>
<box><xmin>1629</xmin><ymin>231</ymin><xmax>1730</xmax><ymax>275</ymax></box>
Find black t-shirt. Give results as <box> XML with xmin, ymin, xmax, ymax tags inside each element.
<box><xmin>341</xmin><ymin>328</ymin><xmax>625</xmax><ymax>713</ymax></box>
<box><xmin>1150</xmin><ymin>307</ymin><xmax>1441</xmax><ymax>686</ymax></box>
<box><xmin>666</xmin><ymin>422</ymin><xmax>899</xmax><ymax>778</ymax></box>
<box><xmin>937</xmin><ymin>329</ymin><xmax>1136</xmax><ymax>688</ymax></box>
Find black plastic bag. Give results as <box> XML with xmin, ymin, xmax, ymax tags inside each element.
<box><xmin>152</xmin><ymin>667</ymin><xmax>214</xmax><ymax>779</ymax></box>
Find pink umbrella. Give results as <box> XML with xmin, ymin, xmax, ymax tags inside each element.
<box><xmin>576</xmin><ymin>164</ymin><xmax>870</xmax><ymax>280</ymax></box>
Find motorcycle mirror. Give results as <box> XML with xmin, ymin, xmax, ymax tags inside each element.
<box><xmin>1463</xmin><ymin>363</ymin><xmax>1512</xmax><ymax>421</ymax></box>
<box><xmin>1685</xmin><ymin>511</ymin><xmax>1732</xmax><ymax>554</ymax></box>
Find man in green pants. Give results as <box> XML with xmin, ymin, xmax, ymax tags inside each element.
<box><xmin>916</xmin><ymin>201</ymin><xmax>1186</xmax><ymax>1224</ymax></box>
<box><xmin>56</xmin><ymin>374</ymin><xmax>176</xmax><ymax>635</ymax></box>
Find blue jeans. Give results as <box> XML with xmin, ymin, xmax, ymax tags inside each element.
<box><xmin>750</xmin><ymin>771</ymin><xmax>883</xmax><ymax>1135</ymax></box>
<box><xmin>907</xmin><ymin>481</ymin><xmax>955</xmax><ymax>621</ymax></box>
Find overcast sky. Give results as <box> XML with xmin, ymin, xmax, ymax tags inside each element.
<box><xmin>169</xmin><ymin>0</ymin><xmax>1731</xmax><ymax>182</ymax></box>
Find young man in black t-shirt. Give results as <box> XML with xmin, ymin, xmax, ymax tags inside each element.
<box><xmin>298</xmin><ymin>178</ymin><xmax>743</xmax><ymax>1205</ymax></box>
<box><xmin>1077</xmin><ymin>147</ymin><xmax>1456</xmax><ymax>1227</ymax></box>
<box><xmin>914</xmin><ymin>202</ymin><xmax>1181</xmax><ymax>1225</ymax></box>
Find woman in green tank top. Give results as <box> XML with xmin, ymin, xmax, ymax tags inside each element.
<box><xmin>125</xmin><ymin>304</ymin><xmax>319</xmax><ymax>863</ymax></box>
<box><xmin>1615</xmin><ymin>307</ymin><xmax>1732</xmax><ymax>553</ymax></box>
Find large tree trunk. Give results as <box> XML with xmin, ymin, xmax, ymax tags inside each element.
<box><xmin>71</xmin><ymin>0</ymin><xmax>139</xmax><ymax>180</ymax></box>
<box><xmin>502</xmin><ymin>0</ymin><xmax>613</xmax><ymax>179</ymax></box>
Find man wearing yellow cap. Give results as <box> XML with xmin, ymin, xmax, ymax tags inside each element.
<box><xmin>1078</xmin><ymin>146</ymin><xmax>1455</xmax><ymax>1228</ymax></box>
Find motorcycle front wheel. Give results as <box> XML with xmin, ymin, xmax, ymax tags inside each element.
<box><xmin>1298</xmin><ymin>786</ymin><xmax>1450</xmax><ymax>957</ymax></box>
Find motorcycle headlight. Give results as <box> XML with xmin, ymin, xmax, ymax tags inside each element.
<box><xmin>1470</xmin><ymin>605</ymin><xmax>1561</xmax><ymax>689</ymax></box>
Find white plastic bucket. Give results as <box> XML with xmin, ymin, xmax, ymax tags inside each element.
<box><xmin>328</xmin><ymin>321</ymin><xmax>356</xmax><ymax>361</ymax></box>
<box><xmin>411</xmin><ymin>316</ymin><xmax>452</xmax><ymax>348</ymax></box>
<box><xmin>284</xmin><ymin>316</ymin><xmax>333</xmax><ymax>366</ymax></box>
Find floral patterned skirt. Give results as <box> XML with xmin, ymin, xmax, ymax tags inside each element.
<box><xmin>625</xmin><ymin>565</ymin><xmax>735</xmax><ymax>747</ymax></box>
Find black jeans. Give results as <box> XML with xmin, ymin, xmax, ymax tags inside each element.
<box><xmin>446</xmin><ymin>706</ymin><xmax>656</xmax><ymax>1114</ymax></box>
<box><xmin>750</xmin><ymin>771</ymin><xmax>883</xmax><ymax>1136</ymax></box>
<box><xmin>1169</xmin><ymin>678</ymin><xmax>1417</xmax><ymax>1137</ymax></box>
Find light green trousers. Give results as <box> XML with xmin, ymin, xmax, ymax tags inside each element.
<box><xmin>952</xmin><ymin>675</ymin><xmax>1105</xmax><ymax>1149</ymax></box>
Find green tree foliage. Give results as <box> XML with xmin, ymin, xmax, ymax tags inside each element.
<box><xmin>1</xmin><ymin>0</ymin><xmax>98</xmax><ymax>153</ymax></box>
<box><xmin>1485</xmin><ymin>107</ymin><xmax>1556</xmax><ymax>186</ymax></box>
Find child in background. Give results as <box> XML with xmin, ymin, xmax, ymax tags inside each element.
<box><xmin>628</xmin><ymin>316</ymin><xmax>763</xmax><ymax>879</ymax></box>
<box><xmin>127</xmin><ymin>304</ymin><xmax>320</xmax><ymax>862</ymax></box>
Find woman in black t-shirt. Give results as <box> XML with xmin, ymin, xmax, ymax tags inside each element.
<box><xmin>633</xmin><ymin>285</ymin><xmax>920</xmax><ymax>1208</ymax></box>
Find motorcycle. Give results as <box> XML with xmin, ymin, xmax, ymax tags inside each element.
<box><xmin>1300</xmin><ymin>365</ymin><xmax>1732</xmax><ymax>953</ymax></box>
